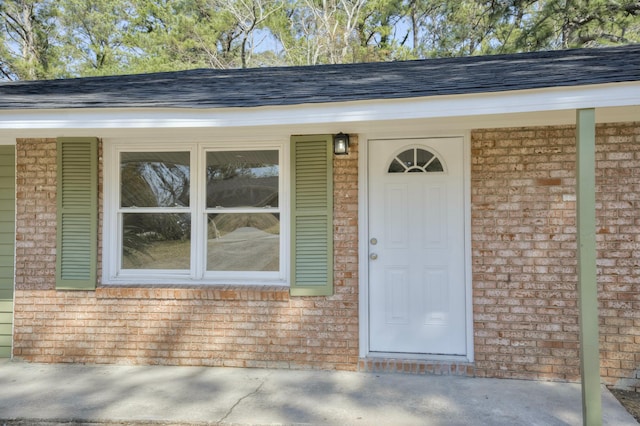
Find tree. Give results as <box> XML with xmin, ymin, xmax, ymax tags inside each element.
<box><xmin>221</xmin><ymin>0</ymin><xmax>283</xmax><ymax>68</ymax></box>
<box><xmin>0</xmin><ymin>0</ymin><xmax>62</xmax><ymax>80</ymax></box>
<box><xmin>1</xmin><ymin>0</ymin><xmax>639</xmax><ymax>81</ymax></box>
<box><xmin>516</xmin><ymin>0</ymin><xmax>640</xmax><ymax>50</ymax></box>
<box><xmin>355</xmin><ymin>0</ymin><xmax>406</xmax><ymax>61</ymax></box>
<box><xmin>56</xmin><ymin>0</ymin><xmax>136</xmax><ymax>76</ymax></box>
<box><xmin>413</xmin><ymin>0</ymin><xmax>526</xmax><ymax>57</ymax></box>
<box><xmin>128</xmin><ymin>0</ymin><xmax>263</xmax><ymax>71</ymax></box>
<box><xmin>273</xmin><ymin>0</ymin><xmax>368</xmax><ymax>65</ymax></box>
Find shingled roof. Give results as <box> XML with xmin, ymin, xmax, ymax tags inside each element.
<box><xmin>1</xmin><ymin>44</ymin><xmax>639</xmax><ymax>110</ymax></box>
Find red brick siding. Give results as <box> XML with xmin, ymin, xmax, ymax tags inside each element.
<box><xmin>15</xmin><ymin>139</ymin><xmax>57</xmax><ymax>291</ymax></box>
<box><xmin>471</xmin><ymin>123</ymin><xmax>640</xmax><ymax>389</ymax></box>
<box><xmin>13</xmin><ymin>137</ymin><xmax>359</xmax><ymax>370</ymax></box>
<box><xmin>13</xmin><ymin>124</ymin><xmax>640</xmax><ymax>389</ymax></box>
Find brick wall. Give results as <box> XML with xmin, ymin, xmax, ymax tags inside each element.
<box><xmin>12</xmin><ymin>125</ymin><xmax>640</xmax><ymax>389</ymax></box>
<box><xmin>13</xmin><ymin>137</ymin><xmax>360</xmax><ymax>370</ymax></box>
<box><xmin>471</xmin><ymin>123</ymin><xmax>640</xmax><ymax>390</ymax></box>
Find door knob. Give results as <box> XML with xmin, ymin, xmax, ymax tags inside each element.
<box><xmin>370</xmin><ymin>253</ymin><xmax>378</xmax><ymax>260</ymax></box>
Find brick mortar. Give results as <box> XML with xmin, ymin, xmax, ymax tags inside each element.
<box><xmin>13</xmin><ymin>136</ymin><xmax>360</xmax><ymax>371</ymax></box>
<box><xmin>12</xmin><ymin>126</ymin><xmax>640</xmax><ymax>389</ymax></box>
<box><xmin>471</xmin><ymin>122</ymin><xmax>640</xmax><ymax>389</ymax></box>
<box><xmin>95</xmin><ymin>286</ymin><xmax>290</xmax><ymax>301</ymax></box>
<box><xmin>359</xmin><ymin>358</ymin><xmax>475</xmax><ymax>376</ymax></box>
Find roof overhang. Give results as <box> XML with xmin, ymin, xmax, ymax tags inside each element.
<box><xmin>0</xmin><ymin>81</ymin><xmax>638</xmax><ymax>142</ymax></box>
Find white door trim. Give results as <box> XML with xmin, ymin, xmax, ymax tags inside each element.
<box><xmin>358</xmin><ymin>131</ymin><xmax>474</xmax><ymax>362</ymax></box>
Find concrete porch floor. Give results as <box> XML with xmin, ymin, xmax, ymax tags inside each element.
<box><xmin>0</xmin><ymin>360</ymin><xmax>635</xmax><ymax>425</ymax></box>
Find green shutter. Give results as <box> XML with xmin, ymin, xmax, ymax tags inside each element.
<box><xmin>0</xmin><ymin>145</ymin><xmax>15</xmax><ymax>357</ymax></box>
<box><xmin>290</xmin><ymin>135</ymin><xmax>334</xmax><ymax>296</ymax></box>
<box><xmin>56</xmin><ymin>137</ymin><xmax>98</xmax><ymax>290</ymax></box>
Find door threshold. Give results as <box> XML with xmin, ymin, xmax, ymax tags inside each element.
<box><xmin>368</xmin><ymin>351</ymin><xmax>469</xmax><ymax>361</ymax></box>
<box><xmin>359</xmin><ymin>356</ymin><xmax>475</xmax><ymax>376</ymax></box>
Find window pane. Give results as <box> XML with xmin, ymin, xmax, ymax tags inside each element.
<box><xmin>388</xmin><ymin>158</ymin><xmax>405</xmax><ymax>173</ymax></box>
<box><xmin>388</xmin><ymin>148</ymin><xmax>444</xmax><ymax>173</ymax></box>
<box><xmin>416</xmin><ymin>149</ymin><xmax>434</xmax><ymax>167</ymax></box>
<box><xmin>121</xmin><ymin>152</ymin><xmax>190</xmax><ymax>208</ymax></box>
<box><xmin>207</xmin><ymin>213</ymin><xmax>279</xmax><ymax>271</ymax></box>
<box><xmin>206</xmin><ymin>150</ymin><xmax>279</xmax><ymax>208</ymax></box>
<box><xmin>426</xmin><ymin>158</ymin><xmax>444</xmax><ymax>172</ymax></box>
<box><xmin>122</xmin><ymin>213</ymin><xmax>190</xmax><ymax>269</ymax></box>
<box><xmin>397</xmin><ymin>149</ymin><xmax>415</xmax><ymax>168</ymax></box>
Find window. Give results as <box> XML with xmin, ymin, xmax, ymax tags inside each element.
<box><xmin>104</xmin><ymin>141</ymin><xmax>286</xmax><ymax>285</ymax></box>
<box><xmin>205</xmin><ymin>150</ymin><xmax>280</xmax><ymax>273</ymax></box>
<box><xmin>388</xmin><ymin>147</ymin><xmax>444</xmax><ymax>173</ymax></box>
<box><xmin>120</xmin><ymin>151</ymin><xmax>192</xmax><ymax>270</ymax></box>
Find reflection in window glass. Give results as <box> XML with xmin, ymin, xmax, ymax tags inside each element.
<box><xmin>122</xmin><ymin>213</ymin><xmax>191</xmax><ymax>269</ymax></box>
<box><xmin>206</xmin><ymin>150</ymin><xmax>279</xmax><ymax>208</ymax></box>
<box><xmin>121</xmin><ymin>152</ymin><xmax>190</xmax><ymax>208</ymax></box>
<box><xmin>207</xmin><ymin>213</ymin><xmax>280</xmax><ymax>271</ymax></box>
<box><xmin>113</xmin><ymin>145</ymin><xmax>282</xmax><ymax>280</ymax></box>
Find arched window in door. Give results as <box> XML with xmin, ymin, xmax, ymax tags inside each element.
<box><xmin>387</xmin><ymin>147</ymin><xmax>445</xmax><ymax>173</ymax></box>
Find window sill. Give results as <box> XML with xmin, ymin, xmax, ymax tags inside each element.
<box><xmin>95</xmin><ymin>284</ymin><xmax>290</xmax><ymax>301</ymax></box>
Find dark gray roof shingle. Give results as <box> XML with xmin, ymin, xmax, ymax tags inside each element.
<box><xmin>1</xmin><ymin>44</ymin><xmax>639</xmax><ymax>110</ymax></box>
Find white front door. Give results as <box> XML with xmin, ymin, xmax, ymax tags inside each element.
<box><xmin>368</xmin><ymin>137</ymin><xmax>466</xmax><ymax>355</ymax></box>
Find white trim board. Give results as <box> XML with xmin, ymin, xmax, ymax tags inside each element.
<box><xmin>0</xmin><ymin>82</ymin><xmax>638</xmax><ymax>135</ymax></box>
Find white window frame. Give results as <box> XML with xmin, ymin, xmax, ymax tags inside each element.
<box><xmin>102</xmin><ymin>138</ymin><xmax>289</xmax><ymax>286</ymax></box>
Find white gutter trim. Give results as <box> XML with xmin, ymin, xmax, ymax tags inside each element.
<box><xmin>0</xmin><ymin>82</ymin><xmax>639</xmax><ymax>130</ymax></box>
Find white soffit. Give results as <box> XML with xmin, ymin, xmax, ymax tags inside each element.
<box><xmin>0</xmin><ymin>82</ymin><xmax>638</xmax><ymax>134</ymax></box>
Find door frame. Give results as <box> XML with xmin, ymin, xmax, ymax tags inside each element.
<box><xmin>358</xmin><ymin>131</ymin><xmax>474</xmax><ymax>362</ymax></box>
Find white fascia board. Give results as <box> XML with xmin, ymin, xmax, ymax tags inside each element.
<box><xmin>0</xmin><ymin>81</ymin><xmax>638</xmax><ymax>132</ymax></box>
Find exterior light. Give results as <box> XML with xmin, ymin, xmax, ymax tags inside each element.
<box><xmin>333</xmin><ymin>133</ymin><xmax>349</xmax><ymax>155</ymax></box>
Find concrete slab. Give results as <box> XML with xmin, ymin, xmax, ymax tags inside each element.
<box><xmin>0</xmin><ymin>361</ymin><xmax>635</xmax><ymax>425</ymax></box>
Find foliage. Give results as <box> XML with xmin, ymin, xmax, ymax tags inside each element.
<box><xmin>55</xmin><ymin>0</ymin><xmax>137</xmax><ymax>76</ymax></box>
<box><xmin>515</xmin><ymin>0</ymin><xmax>640</xmax><ymax>50</ymax></box>
<box><xmin>0</xmin><ymin>0</ymin><xmax>638</xmax><ymax>80</ymax></box>
<box><xmin>0</xmin><ymin>0</ymin><xmax>64</xmax><ymax>80</ymax></box>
